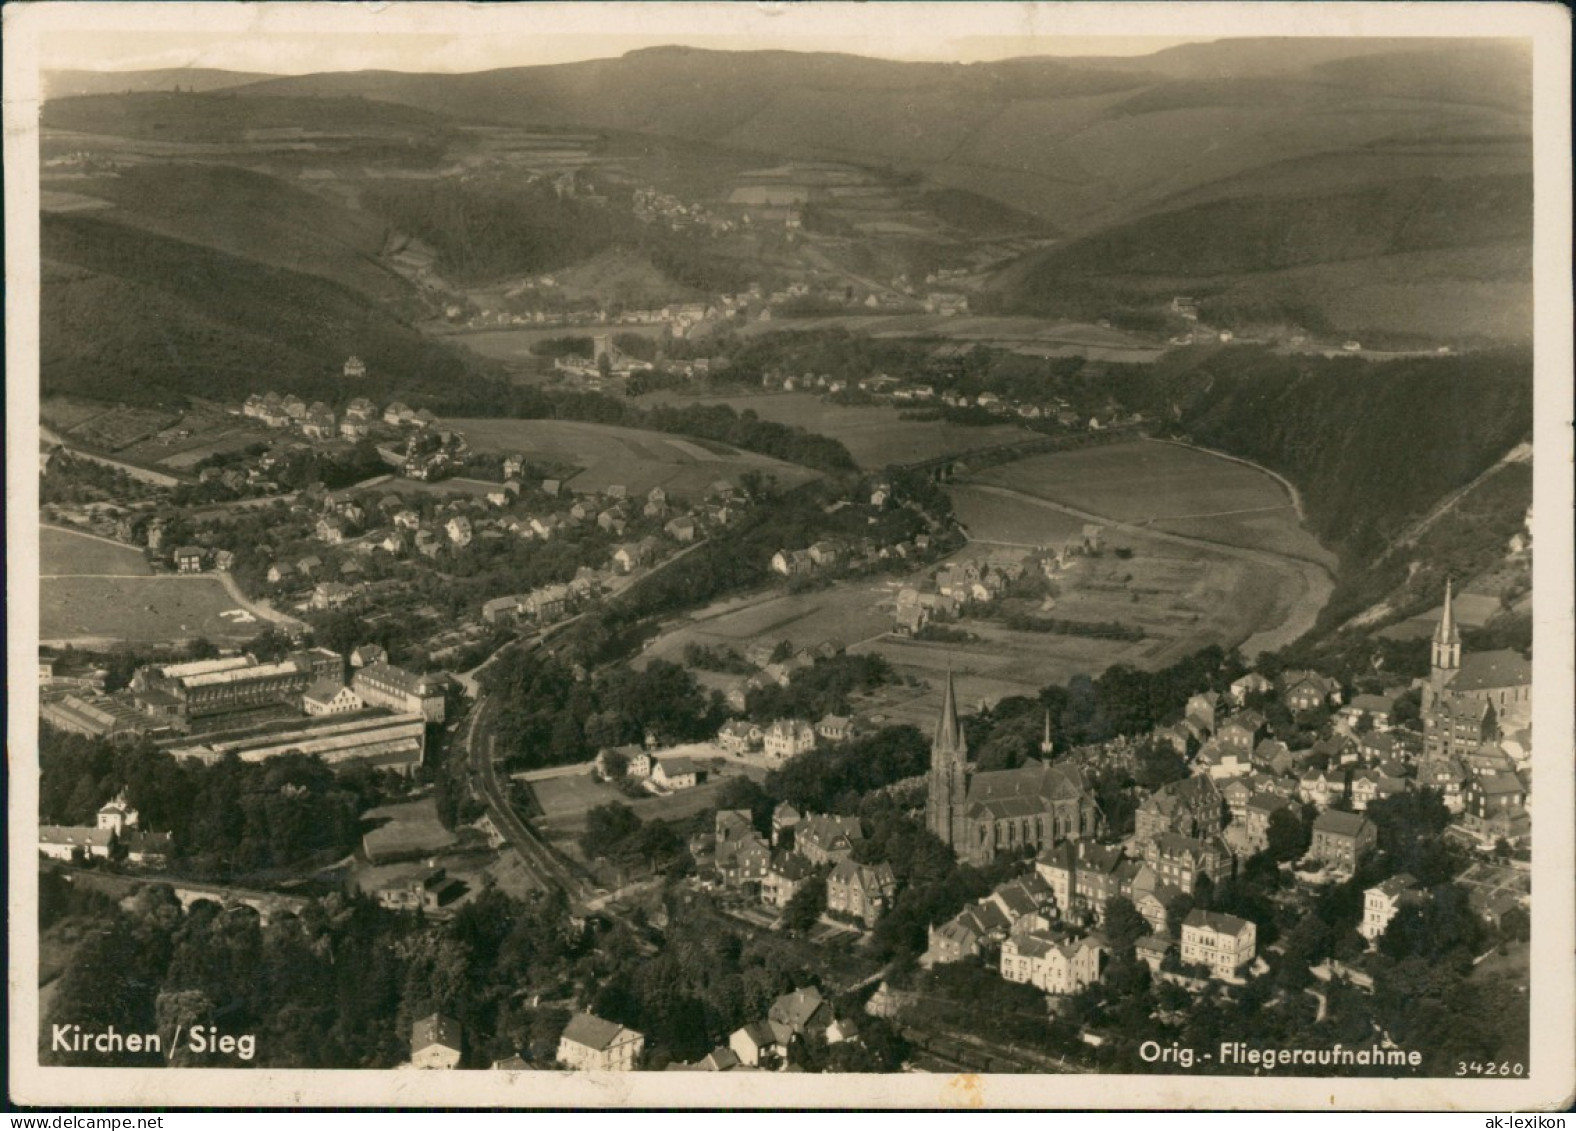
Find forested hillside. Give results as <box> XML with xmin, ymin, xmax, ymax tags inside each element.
<box><xmin>41</xmin><ymin>213</ymin><xmax>477</xmax><ymax>407</ymax></box>
<box><xmin>1111</xmin><ymin>347</ymin><xmax>1533</xmax><ymax>629</ymax></box>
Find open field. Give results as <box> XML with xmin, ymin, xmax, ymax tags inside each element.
<box><xmin>531</xmin><ymin>756</ymin><xmax>766</xmax><ymax>845</ymax></box>
<box><xmin>444</xmin><ymin>417</ymin><xmax>821</xmax><ymax>499</ymax></box>
<box><xmin>42</xmin><ymin>525</ymin><xmax>153</xmax><ymax>576</ymax></box>
<box><xmin>950</xmin><ymin>486</ymin><xmax>1089</xmax><ymax>546</ymax></box>
<box><xmin>41</xmin><ymin>575</ymin><xmax>259</xmax><ymax>645</ymax></box>
<box><xmin>114</xmin><ymin>401</ymin><xmax>274</xmax><ymax>470</ymax></box>
<box><xmin>638</xmin><ymin>392</ymin><xmax>1037</xmax><ymax>470</ymax></box>
<box><xmin>969</xmin><ymin>439</ymin><xmax>1338</xmax><ymax>567</ymax></box>
<box><xmin>361</xmin><ymin>797</ymin><xmax>459</xmax><ymax>862</ymax></box>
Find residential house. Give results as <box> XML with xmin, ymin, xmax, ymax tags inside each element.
<box><xmin>769</xmin><ymin>987</ymin><xmax>833</xmax><ymax>1039</ymax></box>
<box><xmin>445</xmin><ymin>516</ymin><xmax>473</xmax><ymax>547</ymax></box>
<box><xmin>411</xmin><ymin>1014</ymin><xmax>464</xmax><ymax>1069</ymax></box>
<box><xmin>761</xmin><ymin>853</ymin><xmax>816</xmax><ymax>908</ymax></box>
<box><xmin>1136</xmin><ymin>935</ymin><xmax>1173</xmax><ymax>974</ymax></box>
<box><xmin>302</xmin><ymin>679</ymin><xmax>363</xmax><ymax>716</ymax></box>
<box><xmin>816</xmin><ymin>715</ymin><xmax>852</xmax><ymax>744</ymax></box>
<box><xmin>728</xmin><ymin>1021</ymin><xmax>791</xmax><ymax>1069</ymax></box>
<box><xmin>1239</xmin><ymin>793</ymin><xmax>1299</xmax><ymax>855</ymax></box>
<box><xmin>1349</xmin><ymin>767</ymin><xmax>1407</xmax><ymax>812</ymax></box>
<box><xmin>123</xmin><ymin>830</ymin><xmax>173</xmax><ymax>867</ymax></box>
<box><xmin>922</xmin><ymin>917</ymin><xmax>985</xmax><ymax>969</ymax></box>
<box><xmin>350</xmin><ymin>644</ymin><xmax>388</xmax><ymax>670</ymax></box>
<box><xmin>1340</xmin><ymin>693</ymin><xmax>1396</xmax><ymax>731</ymax></box>
<box><xmin>770</xmin><ymin>548</ymin><xmax>815</xmax><ymax>577</ymax></box>
<box><xmin>1298</xmin><ymin>768</ymin><xmax>1343</xmax><ymax>810</ymax></box>
<box><xmin>39</xmin><ymin>825</ymin><xmax>115</xmax><ymax>861</ymax></box>
<box><xmin>414</xmin><ymin>530</ymin><xmax>443</xmax><ymax>559</ymax></box>
<box><xmin>612</xmin><ymin>541</ymin><xmax>655</xmax><ymax>573</ymax></box>
<box><xmin>1217</xmin><ymin>712</ymin><xmax>1265</xmax><ymax>756</ymax></box>
<box><xmin>1195</xmin><ymin>738</ymin><xmax>1253</xmax><ymax>780</ymax></box>
<box><xmin>1143</xmin><ymin>833</ymin><xmax>1231</xmax><ymax>895</ymax></box>
<box><xmin>312</xmin><ymin>581</ymin><xmax>355</xmax><ymax>610</ymax></box>
<box><xmin>266</xmin><ymin>562</ymin><xmax>295</xmax><ymax>585</ymax></box>
<box><xmin>664</xmin><ymin>516</ymin><xmax>697</xmax><ymax>543</ymax></box>
<box><xmin>597</xmin><ymin>510</ymin><xmax>627</xmax><ymax>536</ymax></box>
<box><xmin>175</xmin><ymin>546</ymin><xmax>205</xmax><ymax>573</ymax></box>
<box><xmin>714</xmin><ymin>833</ymin><xmax>772</xmax><ymax>888</ymax></box>
<box><xmin>826</xmin><ymin>859</ymin><xmax>896</xmax><ymax>927</ymax></box>
<box><xmin>763</xmin><ymin>718</ymin><xmax>816</xmax><ymax>761</ymax></box>
<box><xmin>1416</xmin><ymin>756</ymin><xmax>1469</xmax><ymax>813</ymax></box>
<box><xmin>557</xmin><ymin>1013</ymin><xmax>644</xmax><ymax>1072</ymax></box>
<box><xmin>1360</xmin><ymin>874</ymin><xmax>1424</xmax><ymax>942</ymax></box>
<box><xmin>717</xmin><ymin>720</ymin><xmax>763</xmax><ymax>754</ymax></box>
<box><xmin>1282</xmin><ymin>670</ymin><xmax>1341</xmax><ymax>713</ymax></box>
<box><xmin>597</xmin><ymin>744</ymin><xmax>651</xmax><ymax>780</ymax></box>
<box><xmin>316</xmin><ymin>516</ymin><xmax>349</xmax><ymax>545</ymax></box>
<box><xmin>795</xmin><ymin>814</ymin><xmax>864</xmax><ymax>866</ymax></box>
<box><xmin>1035</xmin><ymin>840</ymin><xmax>1127</xmax><ymax>923</ymax></box>
<box><xmin>1134</xmin><ymin>776</ymin><xmax>1225</xmax><ymax>848</ymax></box>
<box><xmin>1000</xmin><ymin>932</ymin><xmax>1103</xmax><ymax>994</ymax></box>
<box><xmin>1309</xmin><ymin>810</ymin><xmax>1377</xmax><ymax>872</ymax></box>
<box><xmin>771</xmin><ymin>802</ymin><xmax>802</xmax><ymax>846</ymax></box>
<box><xmin>652</xmin><ymin>755</ymin><xmax>706</xmax><ymax>790</ymax></box>
<box><xmin>1180</xmin><ymin>910</ymin><xmax>1256</xmax><ymax>979</ymax></box>
<box><xmin>808</xmin><ymin>541</ymin><xmax>843</xmax><ymax>568</ymax></box>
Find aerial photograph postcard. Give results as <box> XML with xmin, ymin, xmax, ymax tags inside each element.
<box><xmin>6</xmin><ymin>0</ymin><xmax>1572</xmax><ymax>1111</ymax></box>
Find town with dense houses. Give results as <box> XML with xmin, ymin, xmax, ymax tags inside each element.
<box><xmin>31</xmin><ymin>32</ymin><xmax>1542</xmax><ymax>1085</ymax></box>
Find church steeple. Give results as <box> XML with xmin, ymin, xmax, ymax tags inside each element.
<box><xmin>1040</xmin><ymin>709</ymin><xmax>1055</xmax><ymax>756</ymax></box>
<box><xmin>926</xmin><ymin>668</ymin><xmax>970</xmax><ymax>852</ymax></box>
<box><xmin>933</xmin><ymin>668</ymin><xmax>966</xmax><ymax>759</ymax></box>
<box><xmin>1432</xmin><ymin>577</ymin><xmax>1462</xmax><ymax>674</ymax></box>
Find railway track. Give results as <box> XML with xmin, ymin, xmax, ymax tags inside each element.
<box><xmin>462</xmin><ymin>692</ymin><xmax>593</xmax><ymax>901</ymax></box>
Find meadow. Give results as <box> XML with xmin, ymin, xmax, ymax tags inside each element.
<box><xmin>41</xmin><ymin>575</ymin><xmax>256</xmax><ymax>646</ymax></box>
<box><xmin>42</xmin><ymin>525</ymin><xmax>152</xmax><ymax>576</ymax></box>
<box><xmin>445</xmin><ymin>417</ymin><xmax>821</xmax><ymax>499</ymax></box>
<box><xmin>969</xmin><ymin>438</ymin><xmax>1338</xmax><ymax>566</ymax></box>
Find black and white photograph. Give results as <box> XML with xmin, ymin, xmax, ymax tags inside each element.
<box><xmin>6</xmin><ymin>0</ymin><xmax>1572</xmax><ymax>1111</ymax></box>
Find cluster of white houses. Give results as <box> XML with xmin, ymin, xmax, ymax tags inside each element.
<box><xmin>893</xmin><ymin>535</ymin><xmax>1102</xmax><ymax>635</ymax></box>
<box><xmin>413</xmin><ymin>984</ymin><xmax>864</xmax><ymax>1072</ymax></box>
<box><xmin>38</xmin><ymin>793</ymin><xmax>172</xmax><ymax>867</ymax></box>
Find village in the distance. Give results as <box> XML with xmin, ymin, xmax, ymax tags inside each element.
<box><xmin>33</xmin><ymin>36</ymin><xmax>1535</xmax><ymax>1078</ymax></box>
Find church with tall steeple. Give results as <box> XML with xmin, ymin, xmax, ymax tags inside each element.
<box><xmin>1420</xmin><ymin>577</ymin><xmax>1532</xmax><ymax>760</ymax></box>
<box><xmin>926</xmin><ymin>671</ymin><xmax>1103</xmax><ymax>866</ymax></box>
<box><xmin>925</xmin><ymin>670</ymin><xmax>970</xmax><ymax>848</ymax></box>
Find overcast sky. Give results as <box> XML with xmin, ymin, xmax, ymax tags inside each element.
<box><xmin>39</xmin><ymin>3</ymin><xmax>1214</xmax><ymax>74</ymax></box>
